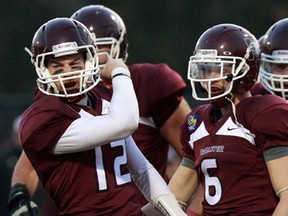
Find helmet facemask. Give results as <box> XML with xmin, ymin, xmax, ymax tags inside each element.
<box><xmin>26</xmin><ymin>41</ymin><xmax>100</xmax><ymax>98</ymax></box>
<box><xmin>187</xmin><ymin>49</ymin><xmax>250</xmax><ymax>101</ymax></box>
<box><xmin>259</xmin><ymin>51</ymin><xmax>288</xmax><ymax>99</ymax></box>
<box><xmin>94</xmin><ymin>28</ymin><xmax>127</xmax><ymax>70</ymax></box>
<box><xmin>96</xmin><ymin>37</ymin><xmax>121</xmax><ymax>69</ymax></box>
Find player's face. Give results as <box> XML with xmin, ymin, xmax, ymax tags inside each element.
<box><xmin>46</xmin><ymin>53</ymin><xmax>85</xmax><ymax>95</ymax></box>
<box><xmin>271</xmin><ymin>63</ymin><xmax>288</xmax><ymax>75</ymax></box>
<box><xmin>200</xmin><ymin>63</ymin><xmax>232</xmax><ymax>96</ymax></box>
<box><xmin>270</xmin><ymin>63</ymin><xmax>288</xmax><ymax>89</ymax></box>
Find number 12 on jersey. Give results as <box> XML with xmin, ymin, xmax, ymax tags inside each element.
<box><xmin>95</xmin><ymin>141</ymin><xmax>132</xmax><ymax>190</ymax></box>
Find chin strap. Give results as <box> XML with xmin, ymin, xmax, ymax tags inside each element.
<box><xmin>225</xmin><ymin>95</ymin><xmax>256</xmax><ymax>139</ymax></box>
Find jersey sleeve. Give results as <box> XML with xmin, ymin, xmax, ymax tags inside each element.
<box><xmin>249</xmin><ymin>96</ymin><xmax>288</xmax><ymax>151</ymax></box>
<box><xmin>180</xmin><ymin>112</ymin><xmax>196</xmax><ymax>162</ymax></box>
<box><xmin>19</xmin><ymin>96</ymin><xmax>78</xmax><ymax>154</ymax></box>
<box><xmin>250</xmin><ymin>82</ymin><xmax>271</xmax><ymax>96</ymax></box>
<box><xmin>125</xmin><ymin>136</ymin><xmax>171</xmax><ymax>203</ymax></box>
<box><xmin>130</xmin><ymin>63</ymin><xmax>186</xmax><ymax>128</ymax></box>
<box><xmin>179</xmin><ymin>105</ymin><xmax>209</xmax><ymax>163</ymax></box>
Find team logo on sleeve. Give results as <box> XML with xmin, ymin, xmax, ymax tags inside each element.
<box><xmin>187</xmin><ymin>114</ymin><xmax>198</xmax><ymax>131</ymax></box>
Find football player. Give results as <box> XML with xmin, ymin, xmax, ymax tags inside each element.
<box><xmin>167</xmin><ymin>23</ymin><xmax>288</xmax><ymax>214</ymax></box>
<box><xmin>70</xmin><ymin>4</ymin><xmax>192</xmax><ymax>207</ymax></box>
<box><xmin>7</xmin><ymin>5</ymin><xmax>195</xmax><ymax>216</ymax></box>
<box><xmin>251</xmin><ymin>18</ymin><xmax>288</xmax><ymax>99</ymax></box>
<box><xmin>7</xmin><ymin>17</ymin><xmax>187</xmax><ymax>216</ymax></box>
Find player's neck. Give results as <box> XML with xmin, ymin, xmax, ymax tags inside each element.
<box><xmin>67</xmin><ymin>94</ymin><xmax>86</xmax><ymax>104</ymax></box>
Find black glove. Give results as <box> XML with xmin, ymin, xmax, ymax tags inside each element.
<box><xmin>7</xmin><ymin>183</ymin><xmax>39</xmax><ymax>216</ymax></box>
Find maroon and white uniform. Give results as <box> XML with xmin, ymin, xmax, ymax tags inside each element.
<box><xmin>19</xmin><ymin>63</ymin><xmax>187</xmax><ymax>215</ymax></box>
<box><xmin>180</xmin><ymin>94</ymin><xmax>288</xmax><ymax>215</ymax></box>
<box><xmin>19</xmin><ymin>79</ymin><xmax>179</xmax><ymax>215</ymax></box>
<box><xmin>130</xmin><ymin>63</ymin><xmax>186</xmax><ymax>175</ymax></box>
<box><xmin>129</xmin><ymin>63</ymin><xmax>186</xmax><ymax>204</ymax></box>
<box><xmin>19</xmin><ymin>86</ymin><xmax>144</xmax><ymax>216</ymax></box>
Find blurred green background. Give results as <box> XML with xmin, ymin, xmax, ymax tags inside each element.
<box><xmin>0</xmin><ymin>0</ymin><xmax>287</xmax><ymax>214</ymax></box>
<box><xmin>0</xmin><ymin>0</ymin><xmax>286</xmax><ymax>142</ymax></box>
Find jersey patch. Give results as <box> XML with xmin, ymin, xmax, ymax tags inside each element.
<box><xmin>187</xmin><ymin>114</ymin><xmax>199</xmax><ymax>131</ymax></box>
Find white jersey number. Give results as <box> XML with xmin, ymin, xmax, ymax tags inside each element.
<box><xmin>95</xmin><ymin>140</ymin><xmax>131</xmax><ymax>190</ymax></box>
<box><xmin>201</xmin><ymin>158</ymin><xmax>222</xmax><ymax>205</ymax></box>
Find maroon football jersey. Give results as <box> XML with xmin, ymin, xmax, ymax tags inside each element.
<box><xmin>129</xmin><ymin>63</ymin><xmax>186</xmax><ymax>204</ymax></box>
<box><xmin>250</xmin><ymin>82</ymin><xmax>271</xmax><ymax>96</ymax></box>
<box><xmin>180</xmin><ymin>94</ymin><xmax>288</xmax><ymax>215</ymax></box>
<box><xmin>19</xmin><ymin>87</ymin><xmax>143</xmax><ymax>216</ymax></box>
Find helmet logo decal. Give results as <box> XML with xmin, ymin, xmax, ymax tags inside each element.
<box><xmin>272</xmin><ymin>50</ymin><xmax>288</xmax><ymax>56</ymax></box>
<box><xmin>244</xmin><ymin>37</ymin><xmax>253</xmax><ymax>46</ymax></box>
<box><xmin>196</xmin><ymin>49</ymin><xmax>217</xmax><ymax>56</ymax></box>
<box><xmin>244</xmin><ymin>38</ymin><xmax>259</xmax><ymax>61</ymax></box>
<box><xmin>90</xmin><ymin>32</ymin><xmax>96</xmax><ymax>41</ymax></box>
<box><xmin>52</xmin><ymin>42</ymin><xmax>78</xmax><ymax>57</ymax></box>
